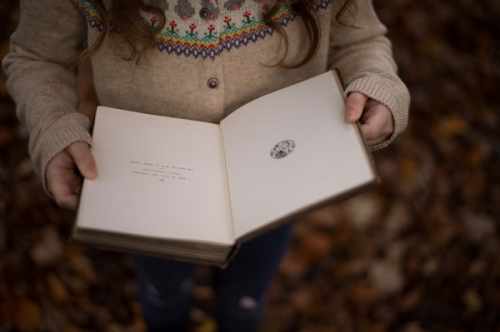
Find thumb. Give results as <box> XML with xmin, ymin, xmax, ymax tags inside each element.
<box><xmin>67</xmin><ymin>141</ymin><xmax>98</xmax><ymax>179</ymax></box>
<box><xmin>344</xmin><ymin>92</ymin><xmax>368</xmax><ymax>123</ymax></box>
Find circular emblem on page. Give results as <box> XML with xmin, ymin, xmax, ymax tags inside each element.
<box><xmin>270</xmin><ymin>140</ymin><xmax>296</xmax><ymax>159</ymax></box>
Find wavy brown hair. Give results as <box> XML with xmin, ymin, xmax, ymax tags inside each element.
<box><xmin>67</xmin><ymin>0</ymin><xmax>356</xmax><ymax>69</ymax></box>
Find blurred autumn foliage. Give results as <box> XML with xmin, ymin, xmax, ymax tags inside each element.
<box><xmin>1</xmin><ymin>1</ymin><xmax>499</xmax><ymax>331</ymax></box>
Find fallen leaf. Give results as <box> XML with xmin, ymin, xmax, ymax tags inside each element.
<box><xmin>46</xmin><ymin>273</ymin><xmax>70</xmax><ymax>305</ymax></box>
<box><xmin>13</xmin><ymin>300</ymin><xmax>43</xmax><ymax>332</ymax></box>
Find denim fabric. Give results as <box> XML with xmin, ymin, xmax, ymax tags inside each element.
<box><xmin>132</xmin><ymin>222</ymin><xmax>295</xmax><ymax>332</ymax></box>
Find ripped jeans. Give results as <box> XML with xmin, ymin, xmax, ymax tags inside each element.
<box><xmin>132</xmin><ymin>222</ymin><xmax>295</xmax><ymax>332</ymax></box>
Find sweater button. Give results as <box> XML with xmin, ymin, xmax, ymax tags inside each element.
<box><xmin>207</xmin><ymin>78</ymin><xmax>219</xmax><ymax>89</ymax></box>
<box><xmin>199</xmin><ymin>8</ymin><xmax>212</xmax><ymax>20</ymax></box>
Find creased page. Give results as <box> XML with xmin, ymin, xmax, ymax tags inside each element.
<box><xmin>220</xmin><ymin>71</ymin><xmax>376</xmax><ymax>239</ymax></box>
<box><xmin>77</xmin><ymin>107</ymin><xmax>234</xmax><ymax>245</ymax></box>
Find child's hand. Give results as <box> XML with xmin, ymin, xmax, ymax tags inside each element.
<box><xmin>46</xmin><ymin>141</ymin><xmax>97</xmax><ymax>210</ymax></box>
<box><xmin>344</xmin><ymin>92</ymin><xmax>394</xmax><ymax>145</ymax></box>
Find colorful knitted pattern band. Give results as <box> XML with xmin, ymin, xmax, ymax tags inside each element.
<box><xmin>71</xmin><ymin>0</ymin><xmax>331</xmax><ymax>60</ymax></box>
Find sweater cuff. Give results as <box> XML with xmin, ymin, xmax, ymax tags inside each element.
<box><xmin>30</xmin><ymin>112</ymin><xmax>93</xmax><ymax>193</ymax></box>
<box><xmin>344</xmin><ymin>71</ymin><xmax>410</xmax><ymax>150</ymax></box>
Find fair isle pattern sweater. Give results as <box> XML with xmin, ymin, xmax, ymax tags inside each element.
<box><xmin>3</xmin><ymin>0</ymin><xmax>410</xmax><ymax>191</ymax></box>
<box><xmin>72</xmin><ymin>0</ymin><xmax>332</xmax><ymax>60</ymax></box>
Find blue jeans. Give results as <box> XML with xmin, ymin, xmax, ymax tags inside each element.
<box><xmin>132</xmin><ymin>222</ymin><xmax>295</xmax><ymax>332</ymax></box>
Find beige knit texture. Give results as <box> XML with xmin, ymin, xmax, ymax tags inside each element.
<box><xmin>3</xmin><ymin>0</ymin><xmax>410</xmax><ymax>192</ymax></box>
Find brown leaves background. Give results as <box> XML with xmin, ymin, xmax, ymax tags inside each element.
<box><xmin>1</xmin><ymin>0</ymin><xmax>499</xmax><ymax>331</ymax></box>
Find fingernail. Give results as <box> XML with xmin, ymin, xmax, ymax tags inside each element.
<box><xmin>85</xmin><ymin>167</ymin><xmax>97</xmax><ymax>179</ymax></box>
<box><xmin>346</xmin><ymin>109</ymin><xmax>356</xmax><ymax>121</ymax></box>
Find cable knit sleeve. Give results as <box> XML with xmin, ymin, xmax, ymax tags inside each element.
<box><xmin>328</xmin><ymin>0</ymin><xmax>410</xmax><ymax>150</ymax></box>
<box><xmin>2</xmin><ymin>0</ymin><xmax>93</xmax><ymax>191</ymax></box>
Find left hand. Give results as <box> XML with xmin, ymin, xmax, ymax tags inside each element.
<box><xmin>344</xmin><ymin>92</ymin><xmax>394</xmax><ymax>146</ymax></box>
<box><xmin>46</xmin><ymin>141</ymin><xmax>97</xmax><ymax>210</ymax></box>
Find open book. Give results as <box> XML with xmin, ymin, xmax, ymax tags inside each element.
<box><xmin>73</xmin><ymin>70</ymin><xmax>378</xmax><ymax>267</ymax></box>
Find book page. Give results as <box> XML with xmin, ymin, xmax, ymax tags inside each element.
<box><xmin>220</xmin><ymin>71</ymin><xmax>376</xmax><ymax>239</ymax></box>
<box><xmin>76</xmin><ymin>107</ymin><xmax>234</xmax><ymax>245</ymax></box>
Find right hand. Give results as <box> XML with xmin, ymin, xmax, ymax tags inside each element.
<box><xmin>46</xmin><ymin>141</ymin><xmax>97</xmax><ymax>210</ymax></box>
<box><xmin>344</xmin><ymin>92</ymin><xmax>394</xmax><ymax>146</ymax></box>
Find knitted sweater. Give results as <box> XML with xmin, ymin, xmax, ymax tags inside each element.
<box><xmin>2</xmin><ymin>0</ymin><xmax>410</xmax><ymax>191</ymax></box>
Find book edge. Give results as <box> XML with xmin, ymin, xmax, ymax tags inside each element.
<box><xmin>235</xmin><ymin>177</ymin><xmax>379</xmax><ymax>243</ymax></box>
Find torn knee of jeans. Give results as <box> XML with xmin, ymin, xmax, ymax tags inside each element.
<box><xmin>146</xmin><ymin>282</ymin><xmax>160</xmax><ymax>296</ymax></box>
<box><xmin>180</xmin><ymin>278</ymin><xmax>193</xmax><ymax>292</ymax></box>
<box><xmin>238</xmin><ymin>296</ymin><xmax>259</xmax><ymax>311</ymax></box>
<box><xmin>145</xmin><ymin>279</ymin><xmax>193</xmax><ymax>306</ymax></box>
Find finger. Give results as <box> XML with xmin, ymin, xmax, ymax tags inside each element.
<box><xmin>360</xmin><ymin>102</ymin><xmax>394</xmax><ymax>143</ymax></box>
<box><xmin>360</xmin><ymin>125</ymin><xmax>383</xmax><ymax>145</ymax></box>
<box><xmin>344</xmin><ymin>92</ymin><xmax>368</xmax><ymax>123</ymax></box>
<box><xmin>48</xmin><ymin>175</ymin><xmax>80</xmax><ymax>210</ymax></box>
<box><xmin>67</xmin><ymin>141</ymin><xmax>98</xmax><ymax>179</ymax></box>
<box><xmin>55</xmin><ymin>192</ymin><xmax>79</xmax><ymax>210</ymax></box>
<box><xmin>363</xmin><ymin>113</ymin><xmax>384</xmax><ymax>137</ymax></box>
<box><xmin>360</xmin><ymin>117</ymin><xmax>391</xmax><ymax>144</ymax></box>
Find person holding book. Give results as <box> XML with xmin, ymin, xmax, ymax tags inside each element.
<box><xmin>3</xmin><ymin>0</ymin><xmax>410</xmax><ymax>331</ymax></box>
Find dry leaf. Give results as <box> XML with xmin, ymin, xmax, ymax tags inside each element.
<box><xmin>46</xmin><ymin>273</ymin><xmax>70</xmax><ymax>305</ymax></box>
<box><xmin>30</xmin><ymin>226</ymin><xmax>62</xmax><ymax>266</ymax></box>
<box><xmin>12</xmin><ymin>300</ymin><xmax>43</xmax><ymax>332</ymax></box>
<box><xmin>301</xmin><ymin>231</ymin><xmax>333</xmax><ymax>262</ymax></box>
